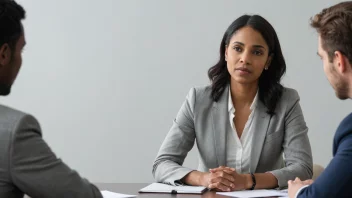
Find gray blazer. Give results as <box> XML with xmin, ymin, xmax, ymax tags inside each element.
<box><xmin>152</xmin><ymin>85</ymin><xmax>313</xmax><ymax>188</ymax></box>
<box><xmin>0</xmin><ymin>105</ymin><xmax>103</xmax><ymax>198</ymax></box>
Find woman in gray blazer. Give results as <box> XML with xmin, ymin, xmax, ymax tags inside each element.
<box><xmin>152</xmin><ymin>14</ymin><xmax>313</xmax><ymax>192</ymax></box>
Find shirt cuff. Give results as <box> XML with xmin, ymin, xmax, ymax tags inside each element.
<box><xmin>295</xmin><ymin>185</ymin><xmax>309</xmax><ymax>198</ymax></box>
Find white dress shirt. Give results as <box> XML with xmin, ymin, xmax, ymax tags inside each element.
<box><xmin>226</xmin><ymin>88</ymin><xmax>258</xmax><ymax>174</ymax></box>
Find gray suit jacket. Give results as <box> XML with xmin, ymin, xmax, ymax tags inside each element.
<box><xmin>0</xmin><ymin>105</ymin><xmax>103</xmax><ymax>198</ymax></box>
<box><xmin>152</xmin><ymin>85</ymin><xmax>313</xmax><ymax>188</ymax></box>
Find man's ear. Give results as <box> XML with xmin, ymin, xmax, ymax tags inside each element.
<box><xmin>0</xmin><ymin>43</ymin><xmax>11</xmax><ymax>68</ymax></box>
<box><xmin>334</xmin><ymin>51</ymin><xmax>348</xmax><ymax>73</ymax></box>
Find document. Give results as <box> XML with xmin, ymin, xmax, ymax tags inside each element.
<box><xmin>217</xmin><ymin>189</ymin><xmax>288</xmax><ymax>197</ymax></box>
<box><xmin>139</xmin><ymin>183</ymin><xmax>207</xmax><ymax>194</ymax></box>
<box><xmin>100</xmin><ymin>190</ymin><xmax>136</xmax><ymax>198</ymax></box>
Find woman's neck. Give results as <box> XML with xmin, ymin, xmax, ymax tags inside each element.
<box><xmin>230</xmin><ymin>80</ymin><xmax>258</xmax><ymax>107</ymax></box>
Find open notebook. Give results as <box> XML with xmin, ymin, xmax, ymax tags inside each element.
<box><xmin>139</xmin><ymin>183</ymin><xmax>207</xmax><ymax>194</ymax></box>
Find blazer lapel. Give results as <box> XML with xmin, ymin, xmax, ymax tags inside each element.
<box><xmin>249</xmin><ymin>101</ymin><xmax>271</xmax><ymax>172</ymax></box>
<box><xmin>211</xmin><ymin>87</ymin><xmax>230</xmax><ymax>167</ymax></box>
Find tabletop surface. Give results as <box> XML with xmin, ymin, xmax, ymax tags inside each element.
<box><xmin>95</xmin><ymin>183</ymin><xmax>280</xmax><ymax>198</ymax></box>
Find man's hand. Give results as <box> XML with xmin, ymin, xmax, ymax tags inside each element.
<box><xmin>288</xmin><ymin>177</ymin><xmax>313</xmax><ymax>198</ymax></box>
<box><xmin>302</xmin><ymin>179</ymin><xmax>314</xmax><ymax>185</ymax></box>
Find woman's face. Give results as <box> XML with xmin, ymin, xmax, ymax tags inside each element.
<box><xmin>225</xmin><ymin>26</ymin><xmax>271</xmax><ymax>85</ymax></box>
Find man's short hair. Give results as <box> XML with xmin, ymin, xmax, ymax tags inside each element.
<box><xmin>311</xmin><ymin>1</ymin><xmax>352</xmax><ymax>64</ymax></box>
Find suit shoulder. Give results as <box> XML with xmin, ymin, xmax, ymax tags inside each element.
<box><xmin>274</xmin><ymin>87</ymin><xmax>301</xmax><ymax>110</ymax></box>
<box><xmin>340</xmin><ymin>113</ymin><xmax>352</xmax><ymax>127</ymax></box>
<box><xmin>185</xmin><ymin>85</ymin><xmax>213</xmax><ymax>113</ymax></box>
<box><xmin>190</xmin><ymin>85</ymin><xmax>212</xmax><ymax>99</ymax></box>
<box><xmin>0</xmin><ymin>104</ymin><xmax>28</xmax><ymax>124</ymax></box>
<box><xmin>0</xmin><ymin>105</ymin><xmax>39</xmax><ymax>136</ymax></box>
<box><xmin>281</xmin><ymin>87</ymin><xmax>300</xmax><ymax>100</ymax></box>
<box><xmin>336</xmin><ymin>113</ymin><xmax>352</xmax><ymax>140</ymax></box>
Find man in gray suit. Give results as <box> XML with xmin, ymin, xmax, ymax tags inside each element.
<box><xmin>0</xmin><ymin>1</ymin><xmax>103</xmax><ymax>198</ymax></box>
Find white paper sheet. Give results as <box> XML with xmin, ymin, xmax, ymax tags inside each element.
<box><xmin>217</xmin><ymin>189</ymin><xmax>288</xmax><ymax>198</ymax></box>
<box><xmin>100</xmin><ymin>190</ymin><xmax>136</xmax><ymax>198</ymax></box>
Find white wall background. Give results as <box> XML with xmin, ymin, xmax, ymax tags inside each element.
<box><xmin>5</xmin><ymin>0</ymin><xmax>350</xmax><ymax>183</ymax></box>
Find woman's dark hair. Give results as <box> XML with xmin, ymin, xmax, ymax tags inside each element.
<box><xmin>0</xmin><ymin>0</ymin><xmax>25</xmax><ymax>52</ymax></box>
<box><xmin>208</xmin><ymin>15</ymin><xmax>286</xmax><ymax>115</ymax></box>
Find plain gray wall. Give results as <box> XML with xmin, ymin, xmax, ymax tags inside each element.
<box><xmin>5</xmin><ymin>0</ymin><xmax>350</xmax><ymax>183</ymax></box>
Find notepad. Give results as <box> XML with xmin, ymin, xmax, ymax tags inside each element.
<box><xmin>139</xmin><ymin>183</ymin><xmax>207</xmax><ymax>194</ymax></box>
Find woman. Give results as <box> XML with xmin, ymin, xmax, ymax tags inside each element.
<box><xmin>152</xmin><ymin>14</ymin><xmax>313</xmax><ymax>192</ymax></box>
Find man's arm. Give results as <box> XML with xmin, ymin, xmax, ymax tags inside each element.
<box><xmin>9</xmin><ymin>114</ymin><xmax>103</xmax><ymax>198</ymax></box>
<box><xmin>294</xmin><ymin>134</ymin><xmax>352</xmax><ymax>197</ymax></box>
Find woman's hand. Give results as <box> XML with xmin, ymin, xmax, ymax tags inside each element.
<box><xmin>208</xmin><ymin>166</ymin><xmax>252</xmax><ymax>191</ymax></box>
<box><xmin>199</xmin><ymin>166</ymin><xmax>236</xmax><ymax>191</ymax></box>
